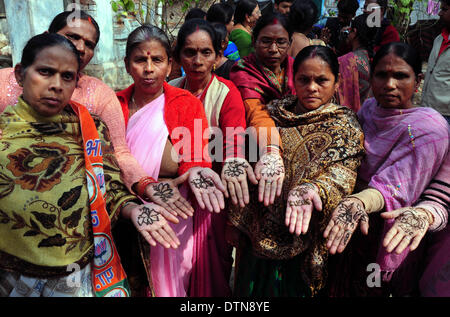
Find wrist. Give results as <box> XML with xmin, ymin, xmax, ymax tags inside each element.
<box><xmin>416</xmin><ymin>207</ymin><xmax>434</xmax><ymax>226</ymax></box>
<box><xmin>264</xmin><ymin>144</ymin><xmax>282</xmax><ymax>155</ymax></box>
<box><xmin>137</xmin><ymin>176</ymin><xmax>157</xmax><ymax>199</ymax></box>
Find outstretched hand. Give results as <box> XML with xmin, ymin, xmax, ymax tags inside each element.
<box><xmin>381</xmin><ymin>207</ymin><xmax>432</xmax><ymax>254</ymax></box>
<box><xmin>285</xmin><ymin>184</ymin><xmax>322</xmax><ymax>236</ymax></box>
<box><xmin>189</xmin><ymin>167</ymin><xmax>226</xmax><ymax>213</ymax></box>
<box><xmin>221</xmin><ymin>157</ymin><xmax>258</xmax><ymax>207</ymax></box>
<box><xmin>324</xmin><ymin>197</ymin><xmax>369</xmax><ymax>254</ymax></box>
<box><xmin>129</xmin><ymin>203</ymin><xmax>180</xmax><ymax>249</ymax></box>
<box><xmin>254</xmin><ymin>151</ymin><xmax>285</xmax><ymax>206</ymax></box>
<box><xmin>146</xmin><ymin>172</ymin><xmax>194</xmax><ymax>220</ymax></box>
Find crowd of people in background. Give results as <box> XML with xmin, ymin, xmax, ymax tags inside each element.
<box><xmin>0</xmin><ymin>0</ymin><xmax>449</xmax><ymax>298</ymax></box>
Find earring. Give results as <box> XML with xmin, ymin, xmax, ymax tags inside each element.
<box><xmin>213</xmin><ymin>64</ymin><xmax>216</xmax><ymax>72</ymax></box>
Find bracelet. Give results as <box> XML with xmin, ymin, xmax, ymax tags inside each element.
<box><xmin>137</xmin><ymin>176</ymin><xmax>157</xmax><ymax>199</ymax></box>
<box><xmin>265</xmin><ymin>144</ymin><xmax>281</xmax><ymax>154</ymax></box>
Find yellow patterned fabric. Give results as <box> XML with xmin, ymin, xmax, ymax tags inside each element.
<box><xmin>0</xmin><ymin>98</ymin><xmax>137</xmax><ymax>278</ymax></box>
<box><xmin>229</xmin><ymin>95</ymin><xmax>364</xmax><ymax>294</ymax></box>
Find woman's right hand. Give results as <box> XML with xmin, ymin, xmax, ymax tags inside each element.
<box><xmin>254</xmin><ymin>150</ymin><xmax>285</xmax><ymax>206</ymax></box>
<box><xmin>188</xmin><ymin>167</ymin><xmax>227</xmax><ymax>213</ymax></box>
<box><xmin>128</xmin><ymin>203</ymin><xmax>181</xmax><ymax>249</ymax></box>
<box><xmin>324</xmin><ymin>197</ymin><xmax>369</xmax><ymax>254</ymax></box>
<box><xmin>145</xmin><ymin>172</ymin><xmax>194</xmax><ymax>220</ymax></box>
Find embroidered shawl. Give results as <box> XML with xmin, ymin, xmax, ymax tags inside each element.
<box><xmin>229</xmin><ymin>95</ymin><xmax>364</xmax><ymax>293</ymax></box>
<box><xmin>0</xmin><ymin>98</ymin><xmax>137</xmax><ymax>278</ymax></box>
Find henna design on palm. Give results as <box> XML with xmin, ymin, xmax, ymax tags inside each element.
<box><xmin>152</xmin><ymin>182</ymin><xmax>174</xmax><ymax>203</ymax></box>
<box><xmin>137</xmin><ymin>206</ymin><xmax>160</xmax><ymax>226</ymax></box>
<box><xmin>224</xmin><ymin>160</ymin><xmax>248</xmax><ymax>178</ymax></box>
<box><xmin>190</xmin><ymin>172</ymin><xmax>214</xmax><ymax>189</ymax></box>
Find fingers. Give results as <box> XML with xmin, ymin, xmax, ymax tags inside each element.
<box><xmin>328</xmin><ymin>226</ymin><xmax>345</xmax><ymax>254</ymax></box>
<box><xmin>201</xmin><ymin>191</ymin><xmax>214</xmax><ymax>213</ymax></box>
<box><xmin>208</xmin><ymin>170</ymin><xmax>227</xmax><ymax>193</ymax></box>
<box><xmin>394</xmin><ymin>235</ymin><xmax>413</xmax><ymax>254</ymax></box>
<box><xmin>276</xmin><ymin>175</ymin><xmax>283</xmax><ymax>197</ymax></box>
<box><xmin>246</xmin><ymin>165</ymin><xmax>258</xmax><ymax>185</ymax></box>
<box><xmin>301</xmin><ymin>206</ymin><xmax>312</xmax><ymax>234</ymax></box>
<box><xmin>263</xmin><ymin>181</ymin><xmax>272</xmax><ymax>206</ymax></box>
<box><xmin>258</xmin><ymin>179</ymin><xmax>266</xmax><ymax>203</ymax></box>
<box><xmin>159</xmin><ymin>206</ymin><xmax>180</xmax><ymax>224</ymax></box>
<box><xmin>175</xmin><ymin>197</ymin><xmax>194</xmax><ymax>216</ymax></box>
<box><xmin>323</xmin><ymin>217</ymin><xmax>335</xmax><ymax>238</ymax></box>
<box><xmin>227</xmin><ymin>180</ymin><xmax>238</xmax><ymax>205</ymax></box>
<box><xmin>140</xmin><ymin>230</ymin><xmax>157</xmax><ymax>247</ymax></box>
<box><xmin>384</xmin><ymin>228</ymin><xmax>405</xmax><ymax>253</ymax></box>
<box><xmin>269</xmin><ymin>180</ymin><xmax>277</xmax><ymax>205</ymax></box>
<box><xmin>233</xmin><ymin>181</ymin><xmax>245</xmax><ymax>208</ymax></box>
<box><xmin>359</xmin><ymin>216</ymin><xmax>369</xmax><ymax>235</ymax></box>
<box><xmin>409</xmin><ymin>234</ymin><xmax>424</xmax><ymax>252</ymax></box>
<box><xmin>240</xmin><ymin>178</ymin><xmax>250</xmax><ymax>206</ymax></box>
<box><xmin>192</xmin><ymin>188</ymin><xmax>206</xmax><ymax>210</ymax></box>
<box><xmin>311</xmin><ymin>192</ymin><xmax>322</xmax><ymax>212</ymax></box>
<box><xmin>336</xmin><ymin>230</ymin><xmax>352</xmax><ymax>253</ymax></box>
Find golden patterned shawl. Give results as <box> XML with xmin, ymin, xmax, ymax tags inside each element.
<box><xmin>0</xmin><ymin>98</ymin><xmax>137</xmax><ymax>278</ymax></box>
<box><xmin>229</xmin><ymin>95</ymin><xmax>364</xmax><ymax>291</ymax></box>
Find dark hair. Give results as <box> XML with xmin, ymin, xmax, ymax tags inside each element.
<box><xmin>48</xmin><ymin>10</ymin><xmax>100</xmax><ymax>45</ymax></box>
<box><xmin>173</xmin><ymin>19</ymin><xmax>221</xmax><ymax>63</ymax></box>
<box><xmin>206</xmin><ymin>3</ymin><xmax>234</xmax><ymax>25</ymax></box>
<box><xmin>20</xmin><ymin>33</ymin><xmax>81</xmax><ymax>71</ymax></box>
<box><xmin>125</xmin><ymin>24</ymin><xmax>171</xmax><ymax>61</ymax></box>
<box><xmin>234</xmin><ymin>0</ymin><xmax>258</xmax><ymax>24</ymax></box>
<box><xmin>252</xmin><ymin>12</ymin><xmax>293</xmax><ymax>42</ymax></box>
<box><xmin>275</xmin><ymin>0</ymin><xmax>295</xmax><ymax>4</ymax></box>
<box><xmin>442</xmin><ymin>0</ymin><xmax>450</xmax><ymax>5</ymax></box>
<box><xmin>185</xmin><ymin>8</ymin><xmax>207</xmax><ymax>21</ymax></box>
<box><xmin>293</xmin><ymin>45</ymin><xmax>339</xmax><ymax>80</ymax></box>
<box><xmin>288</xmin><ymin>0</ymin><xmax>319</xmax><ymax>33</ymax></box>
<box><xmin>351</xmin><ymin>14</ymin><xmax>378</xmax><ymax>58</ymax></box>
<box><xmin>337</xmin><ymin>0</ymin><xmax>360</xmax><ymax>15</ymax></box>
<box><xmin>371</xmin><ymin>42</ymin><xmax>422</xmax><ymax>77</ymax></box>
<box><xmin>211</xmin><ymin>22</ymin><xmax>228</xmax><ymax>46</ymax></box>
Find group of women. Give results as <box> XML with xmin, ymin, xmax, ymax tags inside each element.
<box><xmin>0</xmin><ymin>1</ymin><xmax>448</xmax><ymax>298</ymax></box>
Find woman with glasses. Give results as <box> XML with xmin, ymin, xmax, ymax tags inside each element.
<box><xmin>230</xmin><ymin>12</ymin><xmax>294</xmax><ymax>209</ymax></box>
<box><xmin>229</xmin><ymin>0</ymin><xmax>261</xmax><ymax>58</ymax></box>
<box><xmin>229</xmin><ymin>45</ymin><xmax>365</xmax><ymax>297</ymax></box>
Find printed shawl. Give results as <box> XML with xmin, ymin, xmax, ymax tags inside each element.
<box><xmin>357</xmin><ymin>98</ymin><xmax>450</xmax><ymax>280</ymax></box>
<box><xmin>0</xmin><ymin>98</ymin><xmax>136</xmax><ymax>282</ymax></box>
<box><xmin>229</xmin><ymin>53</ymin><xmax>296</xmax><ymax>104</ymax></box>
<box><xmin>229</xmin><ymin>95</ymin><xmax>364</xmax><ymax>294</ymax></box>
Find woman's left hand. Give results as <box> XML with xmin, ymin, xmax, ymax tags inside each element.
<box><xmin>189</xmin><ymin>167</ymin><xmax>227</xmax><ymax>213</ymax></box>
<box><xmin>129</xmin><ymin>203</ymin><xmax>181</xmax><ymax>249</ymax></box>
<box><xmin>324</xmin><ymin>197</ymin><xmax>369</xmax><ymax>254</ymax></box>
<box><xmin>285</xmin><ymin>184</ymin><xmax>322</xmax><ymax>235</ymax></box>
<box><xmin>221</xmin><ymin>157</ymin><xmax>258</xmax><ymax>207</ymax></box>
<box><xmin>381</xmin><ymin>207</ymin><xmax>432</xmax><ymax>254</ymax></box>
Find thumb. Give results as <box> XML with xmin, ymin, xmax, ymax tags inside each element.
<box><xmin>312</xmin><ymin>192</ymin><xmax>322</xmax><ymax>212</ymax></box>
<box><xmin>174</xmin><ymin>171</ymin><xmax>190</xmax><ymax>185</ymax></box>
<box><xmin>381</xmin><ymin>208</ymin><xmax>405</xmax><ymax>220</ymax></box>
<box><xmin>360</xmin><ymin>217</ymin><xmax>369</xmax><ymax>235</ymax></box>
<box><xmin>246</xmin><ymin>164</ymin><xmax>258</xmax><ymax>185</ymax></box>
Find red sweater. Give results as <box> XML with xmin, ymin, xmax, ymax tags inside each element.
<box><xmin>117</xmin><ymin>81</ymin><xmax>212</xmax><ymax>175</ymax></box>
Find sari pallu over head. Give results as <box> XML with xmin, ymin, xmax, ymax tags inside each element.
<box><xmin>229</xmin><ymin>53</ymin><xmax>296</xmax><ymax>104</ymax></box>
<box><xmin>357</xmin><ymin>98</ymin><xmax>450</xmax><ymax>283</ymax></box>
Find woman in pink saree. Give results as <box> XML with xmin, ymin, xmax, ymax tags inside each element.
<box><xmin>117</xmin><ymin>24</ymin><xmax>237</xmax><ymax>297</ymax></box>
